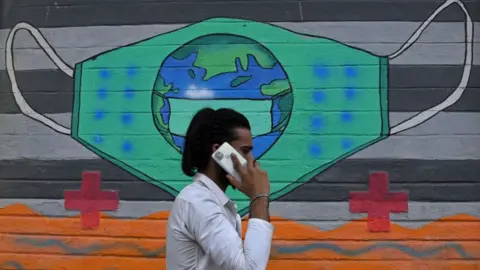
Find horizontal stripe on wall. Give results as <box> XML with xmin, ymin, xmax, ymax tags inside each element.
<box><xmin>0</xmin><ymin>179</ymin><xmax>478</xmax><ymax>201</ymax></box>
<box><xmin>1</xmin><ymin>117</ymin><xmax>480</xmax><ymax>160</ymax></box>
<box><xmin>2</xmin><ymin>21</ymin><xmax>479</xmax><ymax>69</ymax></box>
<box><xmin>0</xmin><ymin>159</ymin><xmax>478</xmax><ymax>201</ymax></box>
<box><xmin>1</xmin><ymin>66</ymin><xmax>479</xmax><ymax>114</ymax></box>
<box><xmin>1</xmin><ymin>0</ymin><xmax>478</xmax><ymax>29</ymax></box>
<box><xmin>2</xmin><ymin>159</ymin><xmax>478</xmax><ymax>183</ymax></box>
<box><xmin>3</xmin><ymin>21</ymin><xmax>479</xmax><ymax>51</ymax></box>
<box><xmin>5</xmin><ymin>43</ymin><xmax>479</xmax><ymax>69</ymax></box>
<box><xmin>3</xmin><ymin>112</ymin><xmax>480</xmax><ymax>136</ymax></box>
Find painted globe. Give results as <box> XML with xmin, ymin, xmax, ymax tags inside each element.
<box><xmin>152</xmin><ymin>34</ymin><xmax>293</xmax><ymax>159</ymax></box>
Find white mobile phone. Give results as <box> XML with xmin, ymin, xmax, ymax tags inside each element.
<box><xmin>212</xmin><ymin>142</ymin><xmax>247</xmax><ymax>182</ymax></box>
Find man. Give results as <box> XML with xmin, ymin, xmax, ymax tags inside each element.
<box><xmin>166</xmin><ymin>107</ymin><xmax>273</xmax><ymax>270</ymax></box>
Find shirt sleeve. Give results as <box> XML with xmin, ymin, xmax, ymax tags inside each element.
<box><xmin>184</xmin><ymin>197</ymin><xmax>274</xmax><ymax>270</ymax></box>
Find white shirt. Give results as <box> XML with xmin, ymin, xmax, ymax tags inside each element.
<box><xmin>166</xmin><ymin>173</ymin><xmax>274</xmax><ymax>270</ymax></box>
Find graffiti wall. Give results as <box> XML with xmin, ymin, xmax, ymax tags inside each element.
<box><xmin>1</xmin><ymin>0</ymin><xmax>479</xmax><ymax>269</ymax></box>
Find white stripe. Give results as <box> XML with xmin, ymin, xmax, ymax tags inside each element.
<box><xmin>1</xmin><ymin>112</ymin><xmax>480</xmax><ymax>160</ymax></box>
<box><xmin>1</xmin><ymin>22</ymin><xmax>479</xmax><ymax>70</ymax></box>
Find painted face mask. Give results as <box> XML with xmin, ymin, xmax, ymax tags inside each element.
<box><xmin>6</xmin><ymin>0</ymin><xmax>473</xmax><ymax>215</ymax></box>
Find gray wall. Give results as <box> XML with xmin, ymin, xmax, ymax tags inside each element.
<box><xmin>0</xmin><ymin>0</ymin><xmax>479</xmax><ymax>269</ymax></box>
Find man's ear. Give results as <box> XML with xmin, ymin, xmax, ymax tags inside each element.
<box><xmin>211</xmin><ymin>143</ymin><xmax>220</xmax><ymax>153</ymax></box>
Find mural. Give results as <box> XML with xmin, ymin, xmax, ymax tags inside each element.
<box><xmin>0</xmin><ymin>0</ymin><xmax>479</xmax><ymax>268</ymax></box>
<box><xmin>71</xmin><ymin>18</ymin><xmax>393</xmax><ymax>214</ymax></box>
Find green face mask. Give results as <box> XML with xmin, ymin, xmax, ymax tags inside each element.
<box><xmin>6</xmin><ymin>0</ymin><xmax>473</xmax><ymax>215</ymax></box>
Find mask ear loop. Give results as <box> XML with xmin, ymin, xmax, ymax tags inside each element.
<box><xmin>5</xmin><ymin>22</ymin><xmax>73</xmax><ymax>135</ymax></box>
<box><xmin>388</xmin><ymin>0</ymin><xmax>473</xmax><ymax>135</ymax></box>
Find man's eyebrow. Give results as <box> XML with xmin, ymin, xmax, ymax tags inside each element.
<box><xmin>241</xmin><ymin>145</ymin><xmax>254</xmax><ymax>150</ymax></box>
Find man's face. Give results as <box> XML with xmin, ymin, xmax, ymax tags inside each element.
<box><xmin>229</xmin><ymin>127</ymin><xmax>254</xmax><ymax>160</ymax></box>
<box><xmin>214</xmin><ymin>127</ymin><xmax>254</xmax><ymax>183</ymax></box>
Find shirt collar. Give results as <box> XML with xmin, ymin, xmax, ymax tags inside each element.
<box><xmin>194</xmin><ymin>173</ymin><xmax>231</xmax><ymax>206</ymax></box>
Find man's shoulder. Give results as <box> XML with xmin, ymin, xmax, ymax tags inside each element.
<box><xmin>175</xmin><ymin>181</ymin><xmax>216</xmax><ymax>205</ymax></box>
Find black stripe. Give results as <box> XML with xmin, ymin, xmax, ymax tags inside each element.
<box><xmin>301</xmin><ymin>0</ymin><xmax>479</xmax><ymax>22</ymax></box>
<box><xmin>2</xmin><ymin>0</ymin><xmax>478</xmax><ymax>29</ymax></box>
<box><xmin>2</xmin><ymin>159</ymin><xmax>478</xmax><ymax>182</ymax></box>
<box><xmin>1</xmin><ymin>66</ymin><xmax>479</xmax><ymax>114</ymax></box>
<box><xmin>0</xmin><ymin>179</ymin><xmax>175</xmax><ymax>201</ymax></box>
<box><xmin>279</xmin><ymin>182</ymin><xmax>480</xmax><ymax>202</ymax></box>
<box><xmin>0</xmin><ymin>159</ymin><xmax>479</xmax><ymax>201</ymax></box>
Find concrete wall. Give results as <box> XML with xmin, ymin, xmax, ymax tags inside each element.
<box><xmin>0</xmin><ymin>0</ymin><xmax>479</xmax><ymax>269</ymax></box>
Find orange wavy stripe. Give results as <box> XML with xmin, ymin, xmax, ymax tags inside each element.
<box><xmin>1</xmin><ymin>204</ymin><xmax>479</xmax><ymax>241</ymax></box>
<box><xmin>0</xmin><ymin>204</ymin><xmax>479</xmax><ymax>269</ymax></box>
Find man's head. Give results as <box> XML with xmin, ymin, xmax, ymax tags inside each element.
<box><xmin>181</xmin><ymin>108</ymin><xmax>253</xmax><ymax>187</ymax></box>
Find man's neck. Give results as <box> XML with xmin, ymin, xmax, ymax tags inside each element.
<box><xmin>201</xmin><ymin>168</ymin><xmax>228</xmax><ymax>192</ymax></box>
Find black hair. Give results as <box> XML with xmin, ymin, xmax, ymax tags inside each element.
<box><xmin>181</xmin><ymin>108</ymin><xmax>251</xmax><ymax>177</ymax></box>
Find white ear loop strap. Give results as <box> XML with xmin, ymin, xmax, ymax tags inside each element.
<box><xmin>6</xmin><ymin>22</ymin><xmax>73</xmax><ymax>135</ymax></box>
<box><xmin>388</xmin><ymin>0</ymin><xmax>473</xmax><ymax>135</ymax></box>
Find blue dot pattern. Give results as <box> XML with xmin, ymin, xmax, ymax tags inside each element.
<box><xmin>313</xmin><ymin>90</ymin><xmax>326</xmax><ymax>104</ymax></box>
<box><xmin>314</xmin><ymin>65</ymin><xmax>329</xmax><ymax>79</ymax></box>
<box><xmin>309</xmin><ymin>143</ymin><xmax>322</xmax><ymax>158</ymax></box>
<box><xmin>122</xmin><ymin>140</ymin><xmax>133</xmax><ymax>153</ymax></box>
<box><xmin>94</xmin><ymin>68</ymin><xmax>139</xmax><ymax>153</ymax></box>
<box><xmin>342</xmin><ymin>66</ymin><xmax>358</xmax><ymax>149</ymax></box>
<box><xmin>93</xmin><ymin>134</ymin><xmax>103</xmax><ymax>144</ymax></box>
<box><xmin>341</xmin><ymin>111</ymin><xmax>353</xmax><ymax>122</ymax></box>
<box><xmin>99</xmin><ymin>69</ymin><xmax>111</xmax><ymax>79</ymax></box>
<box><xmin>344</xmin><ymin>87</ymin><xmax>357</xmax><ymax>100</ymax></box>
<box><xmin>122</xmin><ymin>112</ymin><xmax>133</xmax><ymax>125</ymax></box>
<box><xmin>311</xmin><ymin>116</ymin><xmax>323</xmax><ymax>131</ymax></box>
<box><xmin>122</xmin><ymin>68</ymin><xmax>136</xmax><ymax>150</ymax></box>
<box><xmin>97</xmin><ymin>88</ymin><xmax>107</xmax><ymax>100</ymax></box>
<box><xmin>124</xmin><ymin>87</ymin><xmax>134</xmax><ymax>99</ymax></box>
<box><xmin>341</xmin><ymin>138</ymin><xmax>354</xmax><ymax>150</ymax></box>
<box><xmin>94</xmin><ymin>110</ymin><xmax>105</xmax><ymax>120</ymax></box>
<box><xmin>309</xmin><ymin>64</ymin><xmax>362</xmax><ymax>158</ymax></box>
<box><xmin>127</xmin><ymin>66</ymin><xmax>138</xmax><ymax>77</ymax></box>
<box><xmin>345</xmin><ymin>66</ymin><xmax>357</xmax><ymax>78</ymax></box>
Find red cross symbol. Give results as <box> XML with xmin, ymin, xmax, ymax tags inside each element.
<box><xmin>349</xmin><ymin>172</ymin><xmax>408</xmax><ymax>232</ymax></box>
<box><xmin>64</xmin><ymin>171</ymin><xmax>119</xmax><ymax>229</ymax></box>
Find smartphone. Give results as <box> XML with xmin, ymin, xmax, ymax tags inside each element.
<box><xmin>212</xmin><ymin>142</ymin><xmax>247</xmax><ymax>182</ymax></box>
